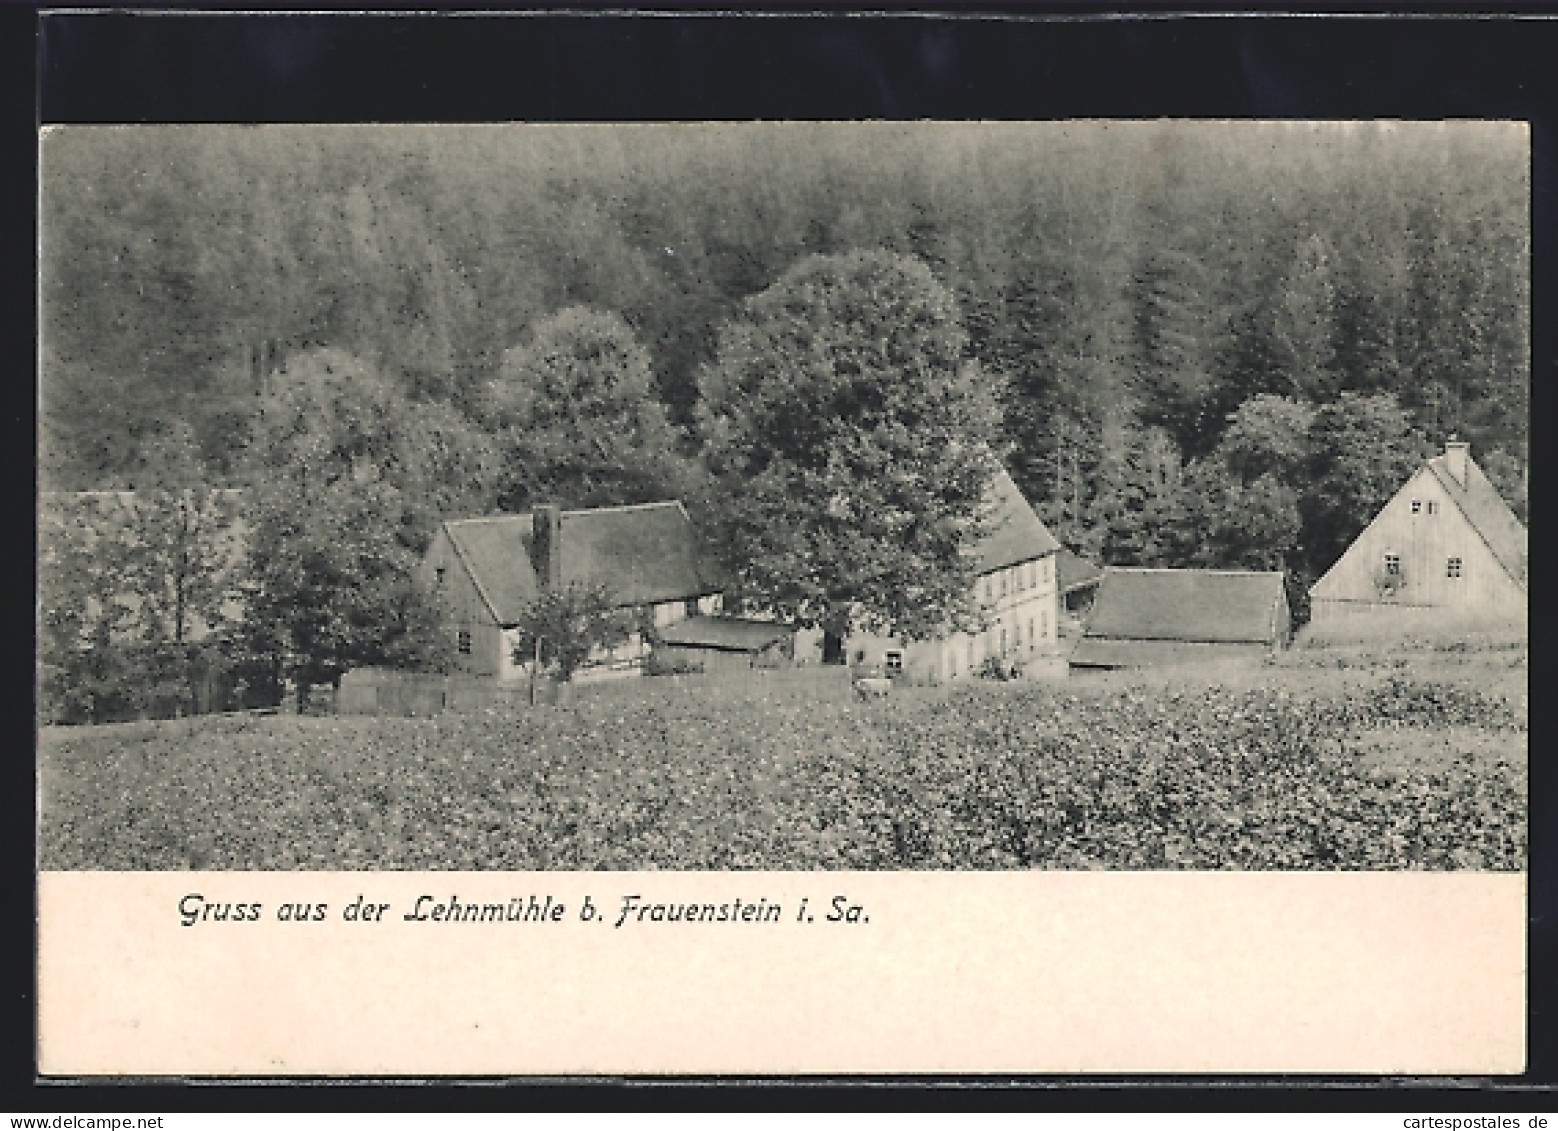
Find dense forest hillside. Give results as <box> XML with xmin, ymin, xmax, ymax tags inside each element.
<box><xmin>41</xmin><ymin>122</ymin><xmax>1529</xmax><ymax>586</ymax></box>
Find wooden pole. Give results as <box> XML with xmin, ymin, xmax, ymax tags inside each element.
<box><xmin>530</xmin><ymin>634</ymin><xmax>541</xmax><ymax>706</ymax></box>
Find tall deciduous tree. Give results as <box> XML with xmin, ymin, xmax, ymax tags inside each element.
<box><xmin>1215</xmin><ymin>394</ymin><xmax>1316</xmax><ymax>484</ymax></box>
<box><xmin>696</xmin><ymin>250</ymin><xmax>1003</xmax><ymax>643</ymax></box>
<box><xmin>242</xmin><ymin>350</ymin><xmax>463</xmax><ymax>706</ymax></box>
<box><xmin>488</xmin><ymin>306</ymin><xmax>692</xmax><ymax>510</ymax></box>
<box><xmin>242</xmin><ymin>456</ymin><xmax>448</xmax><ymax>710</ymax></box>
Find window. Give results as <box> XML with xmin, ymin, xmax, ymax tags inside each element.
<box><xmin>435</xmin><ymin>566</ymin><xmax>446</xmax><ymax>585</ymax></box>
<box><xmin>884</xmin><ymin>650</ymin><xmax>903</xmax><ymax>674</ymax></box>
<box><xmin>1000</xmin><ymin>627</ymin><xmax>1008</xmax><ymax>655</ymax></box>
<box><xmin>457</xmin><ymin>630</ymin><xmax>472</xmax><ymax>656</ymax></box>
<box><xmin>1411</xmin><ymin>500</ymin><xmax>1421</xmax><ymax>514</ymax></box>
<box><xmin>1039</xmin><ymin>609</ymin><xmax>1047</xmax><ymax>639</ymax></box>
<box><xmin>1029</xmin><ymin>618</ymin><xmax>1036</xmax><ymax>649</ymax></box>
<box><xmin>984</xmin><ymin>576</ymin><xmax>993</xmax><ymax>602</ymax></box>
<box><xmin>1427</xmin><ymin>500</ymin><xmax>1438</xmax><ymax>515</ymax></box>
<box><xmin>853</xmin><ymin>648</ymin><xmax>866</xmax><ymax>665</ymax></box>
<box><xmin>1447</xmin><ymin>557</ymin><xmax>1463</xmax><ymax>579</ymax></box>
<box><xmin>685</xmin><ymin>597</ymin><xmax>700</xmax><ymax>618</ymax></box>
<box><xmin>1001</xmin><ymin>571</ymin><xmax>1009</xmax><ymax>597</ymax></box>
<box><xmin>1384</xmin><ymin>554</ymin><xmax>1401</xmax><ymax>576</ymax></box>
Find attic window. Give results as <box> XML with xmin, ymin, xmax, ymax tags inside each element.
<box><xmin>1383</xmin><ymin>554</ymin><xmax>1401</xmax><ymax>576</ymax></box>
<box><xmin>435</xmin><ymin>567</ymin><xmax>446</xmax><ymax>585</ymax></box>
<box><xmin>1411</xmin><ymin>500</ymin><xmax>1421</xmax><ymax>514</ymax></box>
<box><xmin>1427</xmin><ymin>500</ymin><xmax>1439</xmax><ymax>515</ymax></box>
<box><xmin>1447</xmin><ymin>557</ymin><xmax>1463</xmax><ymax>579</ymax></box>
<box><xmin>457</xmin><ymin>630</ymin><xmax>472</xmax><ymax>655</ymax></box>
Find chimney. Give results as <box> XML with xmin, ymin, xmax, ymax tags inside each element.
<box><xmin>1445</xmin><ymin>438</ymin><xmax>1470</xmax><ymax>487</ymax></box>
<box><xmin>532</xmin><ymin>505</ymin><xmax>563</xmax><ymax>589</ymax></box>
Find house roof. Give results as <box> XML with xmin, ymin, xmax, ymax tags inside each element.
<box><xmin>439</xmin><ymin>501</ymin><xmax>726</xmax><ymax>626</ymax></box>
<box><xmin>441</xmin><ymin>515</ymin><xmax>541</xmax><ymax>626</ymax></box>
<box><xmin>1425</xmin><ymin>454</ymin><xmax>1528</xmax><ymax>587</ymax></box>
<box><xmin>656</xmin><ymin>615</ymin><xmax>794</xmax><ymax>652</ymax></box>
<box><xmin>1056</xmin><ymin>547</ymin><xmax>1105</xmax><ymax>594</ymax></box>
<box><xmin>975</xmin><ymin>468</ymin><xmax>1061</xmax><ymax>574</ymax></box>
<box><xmin>1083</xmin><ymin>568</ymin><xmax>1288</xmax><ymax>644</ymax></box>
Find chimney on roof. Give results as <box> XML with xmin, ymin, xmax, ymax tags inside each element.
<box><xmin>1445</xmin><ymin>438</ymin><xmax>1470</xmax><ymax>487</ymax></box>
<box><xmin>532</xmin><ymin>505</ymin><xmax>563</xmax><ymax>590</ymax></box>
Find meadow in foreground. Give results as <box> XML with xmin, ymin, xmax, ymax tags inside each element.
<box><xmin>39</xmin><ymin>639</ymin><xmax>1526</xmax><ymax>871</ymax></box>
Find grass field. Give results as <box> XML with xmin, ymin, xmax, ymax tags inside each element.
<box><xmin>39</xmin><ymin>628</ymin><xmax>1527</xmax><ymax>871</ymax></box>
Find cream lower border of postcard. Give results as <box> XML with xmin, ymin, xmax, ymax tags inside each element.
<box><xmin>39</xmin><ymin>870</ymin><xmax>1524</xmax><ymax>1076</ymax></box>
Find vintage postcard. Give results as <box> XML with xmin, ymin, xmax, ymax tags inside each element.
<box><xmin>36</xmin><ymin>117</ymin><xmax>1529</xmax><ymax>1076</ymax></box>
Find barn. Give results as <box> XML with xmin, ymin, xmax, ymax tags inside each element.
<box><xmin>420</xmin><ymin>500</ymin><xmax>728</xmax><ymax>681</ymax></box>
<box><xmin>1308</xmin><ymin>440</ymin><xmax>1527</xmax><ymax>631</ymax></box>
<box><xmin>1069</xmin><ymin>568</ymin><xmax>1291</xmax><ymax>670</ymax></box>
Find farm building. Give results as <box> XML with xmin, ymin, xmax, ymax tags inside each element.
<box><xmin>1069</xmin><ymin>568</ymin><xmax>1291</xmax><ymax>670</ymax></box>
<box><xmin>1308</xmin><ymin>440</ymin><xmax>1527</xmax><ymax>631</ymax></box>
<box><xmin>420</xmin><ymin>500</ymin><xmax>729</xmax><ymax>681</ymax></box>
<box><xmin>795</xmin><ymin>467</ymin><xmax>1063</xmax><ymax>683</ymax></box>
<box><xmin>652</xmin><ymin>616</ymin><xmax>796</xmax><ymax>674</ymax></box>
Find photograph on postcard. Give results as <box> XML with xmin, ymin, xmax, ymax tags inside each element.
<box><xmin>34</xmin><ymin>117</ymin><xmax>1532</xmax><ymax>1077</ymax></box>
<box><xmin>38</xmin><ymin>121</ymin><xmax>1527</xmax><ymax>876</ymax></box>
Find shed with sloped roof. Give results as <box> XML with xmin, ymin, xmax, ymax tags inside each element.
<box><xmin>653</xmin><ymin>615</ymin><xmax>796</xmax><ymax>674</ymax></box>
<box><xmin>1069</xmin><ymin>567</ymin><xmax>1290</xmax><ymax>670</ymax></box>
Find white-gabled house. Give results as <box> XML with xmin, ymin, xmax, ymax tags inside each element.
<box><xmin>1308</xmin><ymin>440</ymin><xmax>1527</xmax><ymax>630</ymax></box>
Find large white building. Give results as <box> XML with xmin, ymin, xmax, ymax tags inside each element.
<box><xmin>796</xmin><ymin>468</ymin><xmax>1062</xmax><ymax>683</ymax></box>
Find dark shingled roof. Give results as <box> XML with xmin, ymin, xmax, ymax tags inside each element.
<box><xmin>656</xmin><ymin>616</ymin><xmax>794</xmax><ymax>652</ymax></box>
<box><xmin>556</xmin><ymin>502</ymin><xmax>728</xmax><ymax>608</ymax></box>
<box><xmin>1083</xmin><ymin>568</ymin><xmax>1288</xmax><ymax>644</ymax></box>
<box><xmin>442</xmin><ymin>515</ymin><xmax>540</xmax><ymax>626</ymax></box>
<box><xmin>440</xmin><ymin>501</ymin><xmax>725</xmax><ymax>626</ymax></box>
<box><xmin>1426</xmin><ymin>453</ymin><xmax>1528</xmax><ymax>588</ymax></box>
<box><xmin>975</xmin><ymin>468</ymin><xmax>1061</xmax><ymax>574</ymax></box>
<box><xmin>1056</xmin><ymin>547</ymin><xmax>1105</xmax><ymax>594</ymax></box>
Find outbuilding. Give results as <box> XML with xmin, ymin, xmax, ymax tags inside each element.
<box><xmin>652</xmin><ymin>616</ymin><xmax>796</xmax><ymax>674</ymax></box>
<box><xmin>1069</xmin><ymin>567</ymin><xmax>1291</xmax><ymax>670</ymax></box>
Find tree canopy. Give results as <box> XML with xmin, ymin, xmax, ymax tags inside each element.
<box><xmin>697</xmin><ymin>249</ymin><xmax>1003</xmax><ymax>641</ymax></box>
